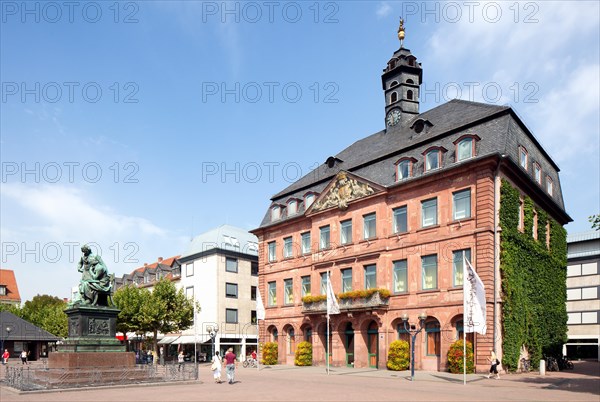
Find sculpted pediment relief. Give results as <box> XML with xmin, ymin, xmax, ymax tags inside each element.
<box><xmin>310</xmin><ymin>172</ymin><xmax>381</xmax><ymax>212</ymax></box>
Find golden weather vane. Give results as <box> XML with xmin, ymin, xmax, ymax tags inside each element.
<box><xmin>398</xmin><ymin>17</ymin><xmax>405</xmax><ymax>47</ymax></box>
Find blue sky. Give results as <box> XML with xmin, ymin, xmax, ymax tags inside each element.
<box><xmin>1</xmin><ymin>1</ymin><xmax>599</xmax><ymax>302</ymax></box>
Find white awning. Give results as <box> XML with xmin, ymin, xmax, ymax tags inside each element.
<box><xmin>158</xmin><ymin>336</ymin><xmax>180</xmax><ymax>345</ymax></box>
<box><xmin>171</xmin><ymin>335</ymin><xmax>211</xmax><ymax>344</ymax></box>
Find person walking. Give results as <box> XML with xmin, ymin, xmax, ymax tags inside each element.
<box><xmin>178</xmin><ymin>351</ymin><xmax>185</xmax><ymax>371</ymax></box>
<box><xmin>224</xmin><ymin>348</ymin><xmax>237</xmax><ymax>384</ymax></box>
<box><xmin>2</xmin><ymin>349</ymin><xmax>9</xmax><ymax>365</ymax></box>
<box><xmin>20</xmin><ymin>350</ymin><xmax>28</xmax><ymax>365</ymax></box>
<box><xmin>487</xmin><ymin>350</ymin><xmax>500</xmax><ymax>379</ymax></box>
<box><xmin>211</xmin><ymin>351</ymin><xmax>222</xmax><ymax>383</ymax></box>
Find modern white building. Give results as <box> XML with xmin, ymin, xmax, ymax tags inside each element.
<box><xmin>566</xmin><ymin>230</ymin><xmax>600</xmax><ymax>361</ymax></box>
<box><xmin>171</xmin><ymin>225</ymin><xmax>260</xmax><ymax>361</ymax></box>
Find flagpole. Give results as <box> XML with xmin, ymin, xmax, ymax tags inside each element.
<box><xmin>326</xmin><ymin>270</ymin><xmax>330</xmax><ymax>375</ymax></box>
<box><xmin>463</xmin><ymin>324</ymin><xmax>466</xmax><ymax>385</ymax></box>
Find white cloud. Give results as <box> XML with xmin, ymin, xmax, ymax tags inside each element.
<box><xmin>376</xmin><ymin>2</ymin><xmax>393</xmax><ymax>18</ymax></box>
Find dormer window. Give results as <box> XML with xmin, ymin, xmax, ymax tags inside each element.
<box><xmin>288</xmin><ymin>200</ymin><xmax>298</xmax><ymax>216</ymax></box>
<box><xmin>0</xmin><ymin>285</ymin><xmax>6</xmax><ymax>296</ymax></box>
<box><xmin>546</xmin><ymin>177</ymin><xmax>553</xmax><ymax>196</ymax></box>
<box><xmin>410</xmin><ymin>118</ymin><xmax>432</xmax><ymax>135</ymax></box>
<box><xmin>533</xmin><ymin>163</ymin><xmax>542</xmax><ymax>184</ymax></box>
<box><xmin>423</xmin><ymin>147</ymin><xmax>446</xmax><ymax>172</ymax></box>
<box><xmin>271</xmin><ymin>206</ymin><xmax>281</xmax><ymax>221</ymax></box>
<box><xmin>453</xmin><ymin>135</ymin><xmax>480</xmax><ymax>162</ymax></box>
<box><xmin>395</xmin><ymin>157</ymin><xmax>416</xmax><ymax>181</ymax></box>
<box><xmin>305</xmin><ymin>193</ymin><xmax>316</xmax><ymax>209</ymax></box>
<box><xmin>519</xmin><ymin>146</ymin><xmax>528</xmax><ymax>170</ymax></box>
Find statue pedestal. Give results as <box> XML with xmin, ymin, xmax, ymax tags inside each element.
<box><xmin>49</xmin><ymin>305</ymin><xmax>134</xmax><ymax>369</ymax></box>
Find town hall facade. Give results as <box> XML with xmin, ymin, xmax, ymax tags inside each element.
<box><xmin>251</xmin><ymin>24</ymin><xmax>570</xmax><ymax>372</ymax></box>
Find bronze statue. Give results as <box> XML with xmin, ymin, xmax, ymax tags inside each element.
<box><xmin>77</xmin><ymin>245</ymin><xmax>113</xmax><ymax>306</ymax></box>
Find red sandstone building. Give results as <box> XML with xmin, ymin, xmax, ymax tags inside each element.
<box><xmin>251</xmin><ymin>27</ymin><xmax>570</xmax><ymax>372</ymax></box>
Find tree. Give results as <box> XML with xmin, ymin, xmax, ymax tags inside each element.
<box><xmin>113</xmin><ymin>278</ymin><xmax>198</xmax><ymax>354</ymax></box>
<box><xmin>21</xmin><ymin>295</ymin><xmax>68</xmax><ymax>338</ymax></box>
<box><xmin>112</xmin><ymin>284</ymin><xmax>150</xmax><ymax>336</ymax></box>
<box><xmin>589</xmin><ymin>214</ymin><xmax>600</xmax><ymax>231</ymax></box>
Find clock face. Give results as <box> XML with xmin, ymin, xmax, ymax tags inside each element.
<box><xmin>386</xmin><ymin>109</ymin><xmax>401</xmax><ymax>126</ymax></box>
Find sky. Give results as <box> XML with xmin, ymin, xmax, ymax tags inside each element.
<box><xmin>1</xmin><ymin>1</ymin><xmax>599</xmax><ymax>303</ymax></box>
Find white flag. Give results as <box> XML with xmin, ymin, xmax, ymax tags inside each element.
<box><xmin>463</xmin><ymin>255</ymin><xmax>486</xmax><ymax>334</ymax></box>
<box><xmin>256</xmin><ymin>287</ymin><xmax>266</xmax><ymax>321</ymax></box>
<box><xmin>326</xmin><ymin>272</ymin><xmax>340</xmax><ymax>315</ymax></box>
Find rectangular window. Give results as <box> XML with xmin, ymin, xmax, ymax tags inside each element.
<box><xmin>301</xmin><ymin>232</ymin><xmax>311</xmax><ymax>254</ymax></box>
<box><xmin>268</xmin><ymin>281</ymin><xmax>276</xmax><ymax>306</ymax></box>
<box><xmin>519</xmin><ymin>147</ymin><xmax>528</xmax><ymax>170</ymax></box>
<box><xmin>518</xmin><ymin>199</ymin><xmax>524</xmax><ymax>230</ymax></box>
<box><xmin>0</xmin><ymin>286</ymin><xmax>6</xmax><ymax>296</ymax></box>
<box><xmin>421</xmin><ymin>198</ymin><xmax>438</xmax><ymax>227</ymax></box>
<box><xmin>364</xmin><ymin>265</ymin><xmax>377</xmax><ymax>289</ymax></box>
<box><xmin>426</xmin><ymin>151</ymin><xmax>439</xmax><ymax>171</ymax></box>
<box><xmin>186</xmin><ymin>263</ymin><xmax>194</xmax><ymax>277</ymax></box>
<box><xmin>288</xmin><ymin>200</ymin><xmax>297</xmax><ymax>215</ymax></box>
<box><xmin>320</xmin><ymin>272</ymin><xmax>328</xmax><ymax>295</ymax></box>
<box><xmin>320</xmin><ymin>225</ymin><xmax>330</xmax><ymax>250</ymax></box>
<box><xmin>268</xmin><ymin>241</ymin><xmax>276</xmax><ymax>262</ymax></box>
<box><xmin>185</xmin><ymin>286</ymin><xmax>194</xmax><ymax>299</ymax></box>
<box><xmin>393</xmin><ymin>206</ymin><xmax>407</xmax><ymax>234</ymax></box>
<box><xmin>457</xmin><ymin>138</ymin><xmax>473</xmax><ymax>161</ymax></box>
<box><xmin>341</xmin><ymin>268</ymin><xmax>352</xmax><ymax>293</ymax></box>
<box><xmin>283</xmin><ymin>237</ymin><xmax>293</xmax><ymax>258</ymax></box>
<box><xmin>363</xmin><ymin>213</ymin><xmax>376</xmax><ymax>240</ymax></box>
<box><xmin>546</xmin><ymin>177</ymin><xmax>553</xmax><ymax>196</ymax></box>
<box><xmin>225</xmin><ymin>257</ymin><xmax>238</xmax><ymax>273</ymax></box>
<box><xmin>452</xmin><ymin>249</ymin><xmax>471</xmax><ymax>287</ymax></box>
<box><xmin>422</xmin><ymin>255</ymin><xmax>437</xmax><ymax>290</ymax></box>
<box><xmin>340</xmin><ymin>220</ymin><xmax>352</xmax><ymax>245</ymax></box>
<box><xmin>284</xmin><ymin>278</ymin><xmax>293</xmax><ymax>305</ymax></box>
<box><xmin>453</xmin><ymin>189</ymin><xmax>471</xmax><ymax>220</ymax></box>
<box><xmin>301</xmin><ymin>276</ymin><xmax>311</xmax><ymax>297</ymax></box>
<box><xmin>534</xmin><ymin>163</ymin><xmax>541</xmax><ymax>184</ymax></box>
<box><xmin>251</xmin><ymin>261</ymin><xmax>258</xmax><ymax>276</ymax></box>
<box><xmin>397</xmin><ymin>160</ymin><xmax>410</xmax><ymax>180</ymax></box>
<box><xmin>251</xmin><ymin>286</ymin><xmax>257</xmax><ymax>301</ymax></box>
<box><xmin>226</xmin><ymin>308</ymin><xmax>238</xmax><ymax>324</ymax></box>
<box><xmin>251</xmin><ymin>310</ymin><xmax>257</xmax><ymax>324</ymax></box>
<box><xmin>226</xmin><ymin>282</ymin><xmax>238</xmax><ymax>298</ymax></box>
<box><xmin>393</xmin><ymin>260</ymin><xmax>407</xmax><ymax>293</ymax></box>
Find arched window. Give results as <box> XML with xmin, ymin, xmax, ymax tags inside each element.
<box><xmin>425</xmin><ymin>150</ymin><xmax>440</xmax><ymax>171</ymax></box>
<box><xmin>272</xmin><ymin>328</ymin><xmax>278</xmax><ymax>342</ymax></box>
<box><xmin>391</xmin><ymin>92</ymin><xmax>398</xmax><ymax>103</ymax></box>
<box><xmin>407</xmin><ymin>90</ymin><xmax>413</xmax><ymax>100</ymax></box>
<box><xmin>397</xmin><ymin>160</ymin><xmax>410</xmax><ymax>180</ymax></box>
<box><xmin>390</xmin><ymin>81</ymin><xmax>399</xmax><ymax>88</ymax></box>
<box><xmin>457</xmin><ymin>138</ymin><xmax>473</xmax><ymax>161</ymax></box>
<box><xmin>406</xmin><ymin>79</ymin><xmax>414</xmax><ymax>84</ymax></box>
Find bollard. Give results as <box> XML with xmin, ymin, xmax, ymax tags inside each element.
<box><xmin>539</xmin><ymin>359</ymin><xmax>545</xmax><ymax>376</ymax></box>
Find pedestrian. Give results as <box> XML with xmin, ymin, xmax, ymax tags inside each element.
<box><xmin>224</xmin><ymin>347</ymin><xmax>237</xmax><ymax>384</ymax></box>
<box><xmin>20</xmin><ymin>350</ymin><xmax>28</xmax><ymax>365</ymax></box>
<box><xmin>487</xmin><ymin>350</ymin><xmax>500</xmax><ymax>379</ymax></box>
<box><xmin>2</xmin><ymin>349</ymin><xmax>8</xmax><ymax>365</ymax></box>
<box><xmin>178</xmin><ymin>351</ymin><xmax>184</xmax><ymax>371</ymax></box>
<box><xmin>211</xmin><ymin>351</ymin><xmax>222</xmax><ymax>383</ymax></box>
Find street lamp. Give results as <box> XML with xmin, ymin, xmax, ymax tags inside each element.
<box><xmin>208</xmin><ymin>326</ymin><xmax>219</xmax><ymax>358</ymax></box>
<box><xmin>402</xmin><ymin>312</ymin><xmax>427</xmax><ymax>381</ymax></box>
<box><xmin>2</xmin><ymin>326</ymin><xmax>12</xmax><ymax>360</ymax></box>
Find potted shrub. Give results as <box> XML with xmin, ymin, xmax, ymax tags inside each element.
<box><xmin>387</xmin><ymin>340</ymin><xmax>410</xmax><ymax>371</ymax></box>
<box><xmin>447</xmin><ymin>339</ymin><xmax>475</xmax><ymax>374</ymax></box>
<box><xmin>261</xmin><ymin>342</ymin><xmax>278</xmax><ymax>365</ymax></box>
<box><xmin>294</xmin><ymin>341</ymin><xmax>313</xmax><ymax>366</ymax></box>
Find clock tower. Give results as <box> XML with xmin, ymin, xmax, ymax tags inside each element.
<box><xmin>382</xmin><ymin>18</ymin><xmax>423</xmax><ymax>128</ymax></box>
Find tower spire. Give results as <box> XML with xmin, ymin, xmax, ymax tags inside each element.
<box><xmin>398</xmin><ymin>17</ymin><xmax>405</xmax><ymax>48</ymax></box>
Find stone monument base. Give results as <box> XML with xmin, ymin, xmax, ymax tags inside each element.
<box><xmin>48</xmin><ymin>351</ymin><xmax>135</xmax><ymax>369</ymax></box>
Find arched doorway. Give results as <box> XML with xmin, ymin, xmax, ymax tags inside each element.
<box><xmin>367</xmin><ymin>321</ymin><xmax>378</xmax><ymax>368</ymax></box>
<box><xmin>344</xmin><ymin>323</ymin><xmax>354</xmax><ymax>367</ymax></box>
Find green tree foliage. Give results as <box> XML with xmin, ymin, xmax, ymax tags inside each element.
<box><xmin>589</xmin><ymin>214</ymin><xmax>600</xmax><ymax>231</ymax></box>
<box><xmin>112</xmin><ymin>284</ymin><xmax>150</xmax><ymax>335</ymax></box>
<box><xmin>21</xmin><ymin>295</ymin><xmax>68</xmax><ymax>338</ymax></box>
<box><xmin>386</xmin><ymin>340</ymin><xmax>409</xmax><ymax>371</ymax></box>
<box><xmin>261</xmin><ymin>341</ymin><xmax>278</xmax><ymax>365</ymax></box>
<box><xmin>113</xmin><ymin>278</ymin><xmax>198</xmax><ymax>354</ymax></box>
<box><xmin>294</xmin><ymin>341</ymin><xmax>312</xmax><ymax>366</ymax></box>
<box><xmin>446</xmin><ymin>339</ymin><xmax>475</xmax><ymax>374</ymax></box>
<box><xmin>500</xmin><ymin>180</ymin><xmax>568</xmax><ymax>370</ymax></box>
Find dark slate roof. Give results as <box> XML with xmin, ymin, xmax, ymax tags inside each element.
<box><xmin>0</xmin><ymin>311</ymin><xmax>61</xmax><ymax>341</ymax></box>
<box><xmin>257</xmin><ymin>99</ymin><xmax>568</xmax><ymax>229</ymax></box>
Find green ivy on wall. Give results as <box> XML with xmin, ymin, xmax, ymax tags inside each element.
<box><xmin>499</xmin><ymin>179</ymin><xmax>567</xmax><ymax>370</ymax></box>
